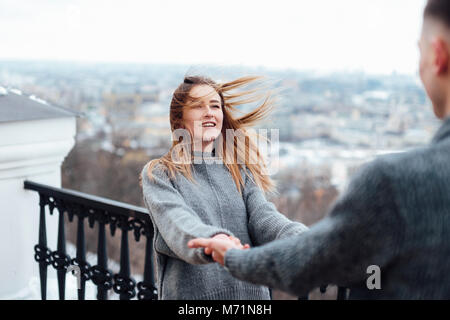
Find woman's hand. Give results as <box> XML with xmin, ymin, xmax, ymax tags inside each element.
<box><xmin>203</xmin><ymin>234</ymin><xmax>250</xmax><ymax>255</ymax></box>
<box><xmin>188</xmin><ymin>236</ymin><xmax>249</xmax><ymax>266</ymax></box>
<box><xmin>204</xmin><ymin>234</ymin><xmax>229</xmax><ymax>255</ymax></box>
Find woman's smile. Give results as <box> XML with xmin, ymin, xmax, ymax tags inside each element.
<box><xmin>183</xmin><ymin>84</ymin><xmax>224</xmax><ymax>149</ymax></box>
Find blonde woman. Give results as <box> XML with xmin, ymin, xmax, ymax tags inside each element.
<box><xmin>140</xmin><ymin>75</ymin><xmax>308</xmax><ymax>300</ymax></box>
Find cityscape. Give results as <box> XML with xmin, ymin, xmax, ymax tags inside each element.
<box><xmin>0</xmin><ymin>59</ymin><xmax>440</xmax><ymax>300</ymax></box>
<box><xmin>0</xmin><ymin>60</ymin><xmax>440</xmax><ymax>188</ymax></box>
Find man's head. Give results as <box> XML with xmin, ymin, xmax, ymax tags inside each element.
<box><xmin>419</xmin><ymin>0</ymin><xmax>450</xmax><ymax>119</ymax></box>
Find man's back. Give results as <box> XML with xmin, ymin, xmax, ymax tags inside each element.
<box><xmin>349</xmin><ymin>116</ymin><xmax>450</xmax><ymax>299</ymax></box>
<box><xmin>220</xmin><ymin>117</ymin><xmax>450</xmax><ymax>300</ymax></box>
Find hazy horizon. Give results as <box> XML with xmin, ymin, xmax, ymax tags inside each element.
<box><xmin>0</xmin><ymin>58</ymin><xmax>424</xmax><ymax>79</ymax></box>
<box><xmin>1</xmin><ymin>0</ymin><xmax>427</xmax><ymax>76</ymax></box>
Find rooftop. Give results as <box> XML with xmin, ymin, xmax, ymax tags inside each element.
<box><xmin>0</xmin><ymin>86</ymin><xmax>83</xmax><ymax>123</ymax></box>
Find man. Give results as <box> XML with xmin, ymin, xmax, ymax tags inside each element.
<box><xmin>188</xmin><ymin>0</ymin><xmax>450</xmax><ymax>299</ymax></box>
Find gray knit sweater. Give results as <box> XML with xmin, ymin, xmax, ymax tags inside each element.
<box><xmin>225</xmin><ymin>116</ymin><xmax>450</xmax><ymax>299</ymax></box>
<box><xmin>140</xmin><ymin>151</ymin><xmax>308</xmax><ymax>299</ymax></box>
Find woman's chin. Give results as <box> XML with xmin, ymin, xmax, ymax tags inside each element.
<box><xmin>202</xmin><ymin>132</ymin><xmax>220</xmax><ymax>143</ymax></box>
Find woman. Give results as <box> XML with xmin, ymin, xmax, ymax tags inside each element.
<box><xmin>140</xmin><ymin>75</ymin><xmax>308</xmax><ymax>300</ymax></box>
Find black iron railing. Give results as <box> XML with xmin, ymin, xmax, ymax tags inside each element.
<box><xmin>24</xmin><ymin>180</ymin><xmax>157</xmax><ymax>300</ymax></box>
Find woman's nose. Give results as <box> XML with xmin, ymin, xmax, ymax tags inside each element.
<box><xmin>204</xmin><ymin>106</ymin><xmax>214</xmax><ymax>117</ymax></box>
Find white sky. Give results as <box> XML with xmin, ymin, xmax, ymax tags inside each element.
<box><xmin>0</xmin><ymin>0</ymin><xmax>427</xmax><ymax>75</ymax></box>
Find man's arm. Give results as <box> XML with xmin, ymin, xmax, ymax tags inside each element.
<box><xmin>196</xmin><ymin>159</ymin><xmax>406</xmax><ymax>297</ymax></box>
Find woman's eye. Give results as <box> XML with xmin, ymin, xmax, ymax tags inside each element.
<box><xmin>212</xmin><ymin>105</ymin><xmax>220</xmax><ymax>109</ymax></box>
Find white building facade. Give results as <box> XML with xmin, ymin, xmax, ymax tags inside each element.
<box><xmin>0</xmin><ymin>88</ymin><xmax>80</xmax><ymax>299</ymax></box>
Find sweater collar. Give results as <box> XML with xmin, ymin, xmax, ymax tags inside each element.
<box><xmin>192</xmin><ymin>148</ymin><xmax>216</xmax><ymax>157</ymax></box>
<box><xmin>431</xmin><ymin>115</ymin><xmax>450</xmax><ymax>144</ymax></box>
<box><xmin>191</xmin><ymin>149</ymin><xmax>221</xmax><ymax>163</ymax></box>
<box><xmin>192</xmin><ymin>150</ymin><xmax>214</xmax><ymax>158</ymax></box>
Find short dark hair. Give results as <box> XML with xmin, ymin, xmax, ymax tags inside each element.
<box><xmin>424</xmin><ymin>0</ymin><xmax>450</xmax><ymax>28</ymax></box>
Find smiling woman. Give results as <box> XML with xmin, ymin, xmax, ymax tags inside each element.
<box><xmin>139</xmin><ymin>75</ymin><xmax>308</xmax><ymax>299</ymax></box>
<box><xmin>182</xmin><ymin>84</ymin><xmax>224</xmax><ymax>152</ymax></box>
<box><xmin>146</xmin><ymin>75</ymin><xmax>277</xmax><ymax>194</ymax></box>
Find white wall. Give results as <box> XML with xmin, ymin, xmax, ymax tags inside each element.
<box><xmin>0</xmin><ymin>117</ymin><xmax>76</xmax><ymax>299</ymax></box>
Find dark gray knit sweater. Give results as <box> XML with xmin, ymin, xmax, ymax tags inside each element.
<box><xmin>140</xmin><ymin>151</ymin><xmax>308</xmax><ymax>299</ymax></box>
<box><xmin>225</xmin><ymin>116</ymin><xmax>450</xmax><ymax>299</ymax></box>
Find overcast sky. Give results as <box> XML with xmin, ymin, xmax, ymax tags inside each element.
<box><xmin>0</xmin><ymin>0</ymin><xmax>427</xmax><ymax>75</ymax></box>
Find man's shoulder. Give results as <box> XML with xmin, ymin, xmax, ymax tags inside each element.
<box><xmin>375</xmin><ymin>143</ymin><xmax>441</xmax><ymax>170</ymax></box>
<box><xmin>358</xmin><ymin>143</ymin><xmax>447</xmax><ymax>183</ymax></box>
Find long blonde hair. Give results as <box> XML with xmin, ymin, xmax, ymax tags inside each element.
<box><xmin>142</xmin><ymin>75</ymin><xmax>276</xmax><ymax>194</ymax></box>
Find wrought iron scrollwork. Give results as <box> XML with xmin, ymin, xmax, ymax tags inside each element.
<box><xmin>51</xmin><ymin>250</ymin><xmax>71</xmax><ymax>271</ymax></box>
<box><xmin>117</xmin><ymin>215</ymin><xmax>133</xmax><ymax>232</ymax></box>
<box><xmin>130</xmin><ymin>219</ymin><xmax>150</xmax><ymax>242</ymax></box>
<box><xmin>67</xmin><ymin>207</ymin><xmax>75</xmax><ymax>222</ymax></box>
<box><xmin>113</xmin><ymin>274</ymin><xmax>136</xmax><ymax>299</ymax></box>
<box><xmin>94</xmin><ymin>209</ymin><xmax>109</xmax><ymax>225</ymax></box>
<box><xmin>108</xmin><ymin>214</ymin><xmax>119</xmax><ymax>236</ymax></box>
<box><xmin>88</xmin><ymin>208</ymin><xmax>97</xmax><ymax>228</ymax></box>
<box><xmin>47</xmin><ymin>196</ymin><xmax>56</xmax><ymax>215</ymax></box>
<box><xmin>70</xmin><ymin>258</ymin><xmax>92</xmax><ymax>281</ymax></box>
<box><xmin>91</xmin><ymin>265</ymin><xmax>113</xmax><ymax>290</ymax></box>
<box><xmin>137</xmin><ymin>281</ymin><xmax>158</xmax><ymax>300</ymax></box>
<box><xmin>34</xmin><ymin>244</ymin><xmax>53</xmax><ymax>265</ymax></box>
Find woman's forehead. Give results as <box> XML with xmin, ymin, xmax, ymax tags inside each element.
<box><xmin>189</xmin><ymin>85</ymin><xmax>220</xmax><ymax>101</ymax></box>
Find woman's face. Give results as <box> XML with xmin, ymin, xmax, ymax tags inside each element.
<box><xmin>182</xmin><ymin>85</ymin><xmax>224</xmax><ymax>148</ymax></box>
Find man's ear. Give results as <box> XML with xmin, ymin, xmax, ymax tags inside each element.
<box><xmin>432</xmin><ymin>38</ymin><xmax>449</xmax><ymax>75</ymax></box>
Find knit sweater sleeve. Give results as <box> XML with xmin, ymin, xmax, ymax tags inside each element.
<box><xmin>225</xmin><ymin>160</ymin><xmax>405</xmax><ymax>297</ymax></box>
<box><xmin>243</xmin><ymin>171</ymin><xmax>308</xmax><ymax>246</ymax></box>
<box><xmin>141</xmin><ymin>163</ymin><xmax>235</xmax><ymax>265</ymax></box>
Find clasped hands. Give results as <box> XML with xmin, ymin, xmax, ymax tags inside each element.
<box><xmin>188</xmin><ymin>234</ymin><xmax>250</xmax><ymax>266</ymax></box>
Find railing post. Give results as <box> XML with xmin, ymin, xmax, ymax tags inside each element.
<box><xmin>113</xmin><ymin>216</ymin><xmax>136</xmax><ymax>300</ymax></box>
<box><xmin>72</xmin><ymin>207</ymin><xmax>91</xmax><ymax>300</ymax></box>
<box><xmin>91</xmin><ymin>214</ymin><xmax>113</xmax><ymax>300</ymax></box>
<box><xmin>137</xmin><ymin>225</ymin><xmax>157</xmax><ymax>300</ymax></box>
<box><xmin>35</xmin><ymin>194</ymin><xmax>50</xmax><ymax>300</ymax></box>
<box><xmin>52</xmin><ymin>202</ymin><xmax>70</xmax><ymax>300</ymax></box>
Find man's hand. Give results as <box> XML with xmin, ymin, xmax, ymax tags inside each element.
<box><xmin>203</xmin><ymin>234</ymin><xmax>250</xmax><ymax>255</ymax></box>
<box><xmin>188</xmin><ymin>237</ymin><xmax>249</xmax><ymax>266</ymax></box>
<box><xmin>204</xmin><ymin>234</ymin><xmax>229</xmax><ymax>255</ymax></box>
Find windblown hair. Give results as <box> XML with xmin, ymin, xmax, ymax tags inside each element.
<box><xmin>141</xmin><ymin>75</ymin><xmax>277</xmax><ymax>194</ymax></box>
<box><xmin>424</xmin><ymin>0</ymin><xmax>450</xmax><ymax>28</ymax></box>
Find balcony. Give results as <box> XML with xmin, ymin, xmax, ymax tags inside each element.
<box><xmin>23</xmin><ymin>180</ymin><xmax>157</xmax><ymax>300</ymax></box>
<box><xmin>1</xmin><ymin>87</ymin><xmax>348</xmax><ymax>300</ymax></box>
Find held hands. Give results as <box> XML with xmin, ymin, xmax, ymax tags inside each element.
<box><xmin>187</xmin><ymin>234</ymin><xmax>250</xmax><ymax>266</ymax></box>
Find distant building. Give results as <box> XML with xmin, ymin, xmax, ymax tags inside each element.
<box><xmin>103</xmin><ymin>92</ymin><xmax>159</xmax><ymax>118</ymax></box>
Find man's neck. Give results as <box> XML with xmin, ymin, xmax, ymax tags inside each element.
<box><xmin>442</xmin><ymin>90</ymin><xmax>450</xmax><ymax>119</ymax></box>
